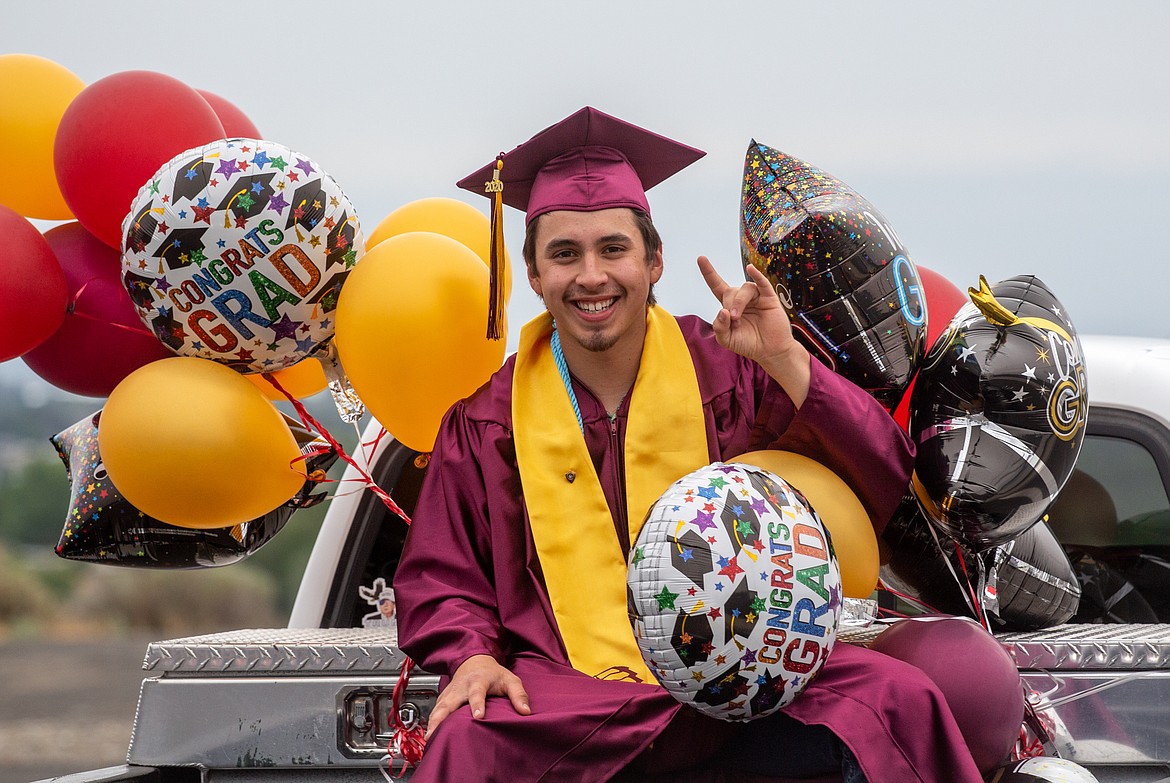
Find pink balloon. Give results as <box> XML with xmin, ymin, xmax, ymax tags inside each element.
<box><xmin>871</xmin><ymin>616</ymin><xmax>1024</xmax><ymax>773</ymax></box>
<box><xmin>53</xmin><ymin>71</ymin><xmax>226</xmax><ymax>250</ymax></box>
<box><xmin>22</xmin><ymin>222</ymin><xmax>173</xmax><ymax>396</ymax></box>
<box><xmin>196</xmin><ymin>89</ymin><xmax>261</xmax><ymax>139</ymax></box>
<box><xmin>0</xmin><ymin>205</ymin><xmax>67</xmax><ymax>361</ymax></box>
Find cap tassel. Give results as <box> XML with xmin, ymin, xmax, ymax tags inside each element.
<box><xmin>486</xmin><ymin>154</ymin><xmax>506</xmax><ymax>340</ymax></box>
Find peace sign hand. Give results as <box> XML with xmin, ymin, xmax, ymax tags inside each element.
<box><xmin>698</xmin><ymin>256</ymin><xmax>810</xmax><ymax>407</ymax></box>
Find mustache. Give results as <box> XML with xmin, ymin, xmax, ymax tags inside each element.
<box><xmin>564</xmin><ymin>286</ymin><xmax>623</xmax><ymax>300</ymax></box>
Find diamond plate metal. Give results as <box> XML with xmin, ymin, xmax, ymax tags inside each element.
<box><xmin>142</xmin><ymin>627</ymin><xmax>408</xmax><ymax>675</ymax></box>
<box><xmin>998</xmin><ymin>623</ymin><xmax>1170</xmax><ymax>670</ymax></box>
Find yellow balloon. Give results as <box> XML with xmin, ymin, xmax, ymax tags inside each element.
<box><xmin>99</xmin><ymin>357</ymin><xmax>305</xmax><ymax>529</ymax></box>
<box><xmin>366</xmin><ymin>197</ymin><xmax>511</xmax><ymax>301</ymax></box>
<box><xmin>335</xmin><ymin>232</ymin><xmax>507</xmax><ymax>451</ymax></box>
<box><xmin>732</xmin><ymin>450</ymin><xmax>880</xmax><ymax>598</ymax></box>
<box><xmin>246</xmin><ymin>358</ymin><xmax>329</xmax><ymax>401</ymax></box>
<box><xmin>0</xmin><ymin>54</ymin><xmax>84</xmax><ymax>219</ymax></box>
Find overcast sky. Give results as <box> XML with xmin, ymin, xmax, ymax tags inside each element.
<box><xmin>4</xmin><ymin>1</ymin><xmax>1169</xmax><ymax>400</ymax></box>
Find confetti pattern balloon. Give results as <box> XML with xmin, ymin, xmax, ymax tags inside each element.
<box><xmin>52</xmin><ymin>410</ymin><xmax>336</xmax><ymax>568</ymax></box>
<box><xmin>910</xmin><ymin>275</ymin><xmax>1088</xmax><ymax>551</ymax></box>
<box><xmin>120</xmin><ymin>138</ymin><xmax>363</xmax><ymax>373</ymax></box>
<box><xmin>740</xmin><ymin>141</ymin><xmax>926</xmax><ymax>408</ymax></box>
<box><xmin>628</xmin><ymin>462</ymin><xmax>842</xmax><ymax>722</ymax></box>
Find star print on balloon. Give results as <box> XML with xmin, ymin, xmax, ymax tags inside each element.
<box><xmin>120</xmin><ymin>138</ymin><xmax>364</xmax><ymax>373</ymax></box>
<box><xmin>628</xmin><ymin>462</ymin><xmax>842</xmax><ymax>722</ymax></box>
<box><xmin>909</xmin><ymin>275</ymin><xmax>1088</xmax><ymax>552</ymax></box>
<box><xmin>51</xmin><ymin>410</ymin><xmax>337</xmax><ymax>568</ymax></box>
<box><xmin>740</xmin><ymin>140</ymin><xmax>927</xmax><ymax>408</ymax></box>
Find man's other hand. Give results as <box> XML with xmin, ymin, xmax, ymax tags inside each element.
<box><xmin>698</xmin><ymin>256</ymin><xmax>810</xmax><ymax>407</ymax></box>
<box><xmin>425</xmin><ymin>654</ymin><xmax>531</xmax><ymax>739</ymax></box>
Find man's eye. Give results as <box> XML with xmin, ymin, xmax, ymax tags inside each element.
<box><xmin>603</xmin><ymin>245</ymin><xmax>627</xmax><ymax>255</ymax></box>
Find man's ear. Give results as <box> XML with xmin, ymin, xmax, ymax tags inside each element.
<box><xmin>650</xmin><ymin>245</ymin><xmax>664</xmax><ymax>285</ymax></box>
<box><xmin>528</xmin><ymin>265</ymin><xmax>543</xmax><ymax>299</ymax></box>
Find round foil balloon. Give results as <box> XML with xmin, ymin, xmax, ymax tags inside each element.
<box><xmin>910</xmin><ymin>275</ymin><xmax>1088</xmax><ymax>551</ymax></box>
<box><xmin>120</xmin><ymin>138</ymin><xmax>362</xmax><ymax>373</ymax></box>
<box><xmin>628</xmin><ymin>462</ymin><xmax>842</xmax><ymax>722</ymax></box>
<box><xmin>740</xmin><ymin>141</ymin><xmax>926</xmax><ymax>408</ymax></box>
<box><xmin>996</xmin><ymin>757</ymin><xmax>1100</xmax><ymax>782</ymax></box>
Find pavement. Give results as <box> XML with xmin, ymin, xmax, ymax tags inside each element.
<box><xmin>0</xmin><ymin>634</ymin><xmax>154</xmax><ymax>783</ymax></box>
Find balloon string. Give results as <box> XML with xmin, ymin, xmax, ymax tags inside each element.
<box><xmin>923</xmin><ymin>519</ymin><xmax>982</xmax><ymax>620</ymax></box>
<box><xmin>876</xmin><ymin>583</ymin><xmax>941</xmax><ymax>615</ymax></box>
<box><xmin>381</xmin><ymin>656</ymin><xmax>426</xmax><ymax>781</ymax></box>
<box><xmin>953</xmin><ymin>541</ymin><xmax>988</xmax><ymax>629</ymax></box>
<box><xmin>261</xmin><ymin>372</ymin><xmax>412</xmax><ymax>524</ymax></box>
<box><xmin>65</xmin><ymin>279</ymin><xmax>159</xmax><ymax>339</ymax></box>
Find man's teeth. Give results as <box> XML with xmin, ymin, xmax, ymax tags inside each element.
<box><xmin>576</xmin><ymin>298</ymin><xmax>616</xmax><ymax>313</ymax></box>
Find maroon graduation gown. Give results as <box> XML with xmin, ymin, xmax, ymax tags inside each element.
<box><xmin>395</xmin><ymin>315</ymin><xmax>983</xmax><ymax>783</ymax></box>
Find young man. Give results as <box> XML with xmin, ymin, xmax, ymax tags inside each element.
<box><xmin>394</xmin><ymin>107</ymin><xmax>983</xmax><ymax>783</ymax></box>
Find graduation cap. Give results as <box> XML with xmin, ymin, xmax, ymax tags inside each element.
<box><xmin>305</xmin><ymin>269</ymin><xmax>350</xmax><ymax>315</ymax></box>
<box><xmin>284</xmin><ymin>178</ymin><xmax>327</xmax><ymax>234</ymax></box>
<box><xmin>456</xmin><ymin>106</ymin><xmax>705</xmax><ymax>339</ymax></box>
<box><xmin>124</xmin><ymin>203</ymin><xmax>160</xmax><ymax>254</ymax></box>
<box><xmin>171</xmin><ymin>155</ymin><xmax>217</xmax><ymax>203</ymax></box>
<box><xmin>214</xmin><ymin>172</ymin><xmax>278</xmax><ymax>223</ymax></box>
<box><xmin>123</xmin><ymin>269</ymin><xmax>159</xmax><ymax>310</ymax></box>
<box><xmin>325</xmin><ymin>209</ymin><xmax>358</xmax><ymax>270</ymax></box>
<box><xmin>152</xmin><ymin>227</ymin><xmax>211</xmax><ymax>271</ymax></box>
<box><xmin>150</xmin><ymin>306</ymin><xmax>187</xmax><ymax>351</ymax></box>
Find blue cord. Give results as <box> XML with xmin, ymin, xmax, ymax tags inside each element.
<box><xmin>550</xmin><ymin>326</ymin><xmax>584</xmax><ymax>435</ymax></box>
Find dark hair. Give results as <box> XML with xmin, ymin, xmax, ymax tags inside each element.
<box><xmin>522</xmin><ymin>208</ymin><xmax>661</xmax><ymax>306</ymax></box>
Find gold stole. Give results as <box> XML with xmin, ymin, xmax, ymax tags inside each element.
<box><xmin>513</xmin><ymin>307</ymin><xmax>709</xmax><ymax>681</ymax></box>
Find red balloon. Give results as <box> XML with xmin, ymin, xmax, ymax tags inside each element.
<box><xmin>892</xmin><ymin>266</ymin><xmax>969</xmax><ymax>428</ymax></box>
<box><xmin>53</xmin><ymin>71</ymin><xmax>226</xmax><ymax>250</ymax></box>
<box><xmin>0</xmin><ymin>205</ymin><xmax>67</xmax><ymax>361</ymax></box>
<box><xmin>196</xmin><ymin>89</ymin><xmax>261</xmax><ymax>139</ymax></box>
<box><xmin>871</xmin><ymin>616</ymin><xmax>1024</xmax><ymax>773</ymax></box>
<box><xmin>22</xmin><ymin>222</ymin><xmax>173</xmax><ymax>396</ymax></box>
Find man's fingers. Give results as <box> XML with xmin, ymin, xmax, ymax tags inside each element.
<box><xmin>467</xmin><ymin>681</ymin><xmax>488</xmax><ymax>719</ymax></box>
<box><xmin>697</xmin><ymin>255</ymin><xmax>730</xmax><ymax>301</ymax></box>
<box><xmin>744</xmin><ymin>262</ymin><xmax>780</xmax><ymax>304</ymax></box>
<box><xmin>727</xmin><ymin>281</ymin><xmax>759</xmax><ymax>318</ymax></box>
<box><xmin>505</xmin><ymin>676</ymin><xmax>532</xmax><ymax>716</ymax></box>
<box><xmin>425</xmin><ymin>695</ymin><xmax>455</xmax><ymax>739</ymax></box>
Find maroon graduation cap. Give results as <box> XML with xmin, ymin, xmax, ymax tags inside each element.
<box><xmin>457</xmin><ymin>106</ymin><xmax>705</xmax><ymax>338</ymax></box>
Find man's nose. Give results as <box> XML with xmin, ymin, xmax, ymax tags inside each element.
<box><xmin>577</xmin><ymin>253</ymin><xmax>608</xmax><ymax>287</ymax></box>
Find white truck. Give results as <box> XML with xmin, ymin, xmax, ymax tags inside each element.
<box><xmin>36</xmin><ymin>335</ymin><xmax>1170</xmax><ymax>783</ymax></box>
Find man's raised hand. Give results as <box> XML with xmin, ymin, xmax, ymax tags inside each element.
<box><xmin>697</xmin><ymin>256</ymin><xmax>810</xmax><ymax>407</ymax></box>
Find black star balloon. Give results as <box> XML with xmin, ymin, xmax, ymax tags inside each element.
<box><xmin>740</xmin><ymin>140</ymin><xmax>927</xmax><ymax>408</ymax></box>
<box><xmin>909</xmin><ymin>275</ymin><xmax>1088</xmax><ymax>551</ymax></box>
<box><xmin>52</xmin><ymin>410</ymin><xmax>337</xmax><ymax>568</ymax></box>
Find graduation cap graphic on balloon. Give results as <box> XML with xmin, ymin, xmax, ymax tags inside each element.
<box><xmin>305</xmin><ymin>270</ymin><xmax>349</xmax><ymax>315</ymax></box>
<box><xmin>124</xmin><ymin>202</ymin><xmax>160</xmax><ymax>254</ymax></box>
<box><xmin>670</xmin><ymin>606</ymin><xmax>715</xmax><ymax>665</ymax></box>
<box><xmin>325</xmin><ymin>209</ymin><xmax>359</xmax><ymax>270</ymax></box>
<box><xmin>152</xmin><ymin>226</ymin><xmax>210</xmax><ymax>271</ymax></box>
<box><xmin>149</xmin><ymin>305</ymin><xmax>187</xmax><ymax>351</ymax></box>
<box><xmin>720</xmin><ymin>488</ymin><xmax>762</xmax><ymax>553</ymax></box>
<box><xmin>285</xmin><ymin>179</ymin><xmax>327</xmax><ymax>233</ymax></box>
<box><xmin>693</xmin><ymin>661</ymin><xmax>751</xmax><ymax>709</ymax></box>
<box><xmin>669</xmin><ymin>528</ymin><xmax>713</xmax><ymax>588</ymax></box>
<box><xmin>215</xmin><ymin>172</ymin><xmax>277</xmax><ymax>222</ymax></box>
<box><xmin>740</xmin><ymin>140</ymin><xmax>927</xmax><ymax>408</ymax></box>
<box><xmin>123</xmin><ymin>269</ymin><xmax>159</xmax><ymax>310</ymax></box>
<box><xmin>171</xmin><ymin>154</ymin><xmax>217</xmax><ymax>203</ymax></box>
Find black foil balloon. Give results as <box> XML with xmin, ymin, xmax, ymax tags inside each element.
<box><xmin>910</xmin><ymin>275</ymin><xmax>1088</xmax><ymax>551</ymax></box>
<box><xmin>740</xmin><ymin>140</ymin><xmax>927</xmax><ymax>407</ymax></box>
<box><xmin>52</xmin><ymin>410</ymin><xmax>337</xmax><ymax>568</ymax></box>
<box><xmin>881</xmin><ymin>497</ymin><xmax>1080</xmax><ymax>631</ymax></box>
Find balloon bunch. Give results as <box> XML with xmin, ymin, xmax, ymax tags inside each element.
<box><xmin>334</xmin><ymin>198</ymin><xmax>509</xmax><ymax>452</ymax></box>
<box><xmin>739</xmin><ymin>143</ymin><xmax>1089</xmax><ymax>630</ymax></box>
<box><xmin>52</xmin><ymin>409</ymin><xmax>337</xmax><ymax>568</ymax></box>
<box><xmin>0</xmin><ymin>55</ymin><xmax>267</xmax><ymax>395</ymax></box>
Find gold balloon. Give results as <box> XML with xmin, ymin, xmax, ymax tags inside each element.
<box><xmin>732</xmin><ymin>450</ymin><xmax>879</xmax><ymax>598</ymax></box>
<box><xmin>0</xmin><ymin>54</ymin><xmax>84</xmax><ymax>219</ymax></box>
<box><xmin>366</xmin><ymin>197</ymin><xmax>511</xmax><ymax>301</ymax></box>
<box><xmin>247</xmin><ymin>358</ymin><xmax>329</xmax><ymax>401</ymax></box>
<box><xmin>335</xmin><ymin>232</ymin><xmax>507</xmax><ymax>452</ymax></box>
<box><xmin>99</xmin><ymin>357</ymin><xmax>305</xmax><ymax>529</ymax></box>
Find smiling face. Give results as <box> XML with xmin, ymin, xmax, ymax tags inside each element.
<box><xmin>527</xmin><ymin>208</ymin><xmax>663</xmax><ymax>357</ymax></box>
